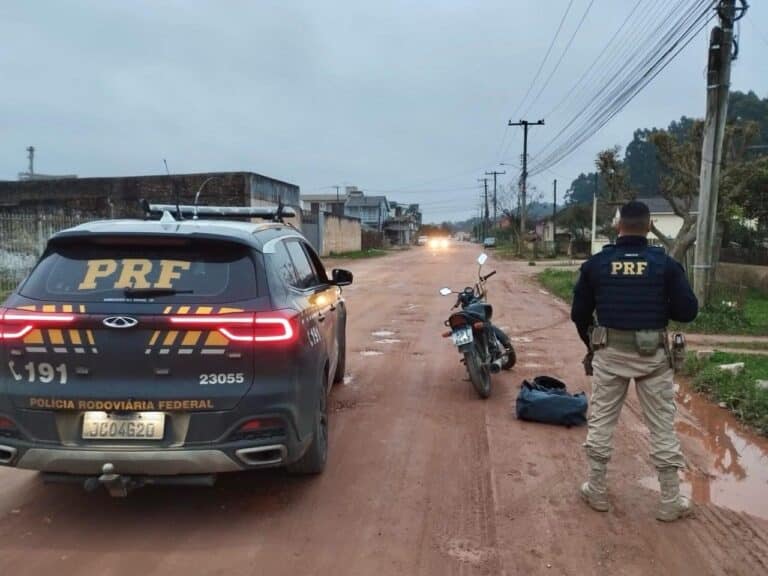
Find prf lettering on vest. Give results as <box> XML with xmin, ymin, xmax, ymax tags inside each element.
<box><xmin>610</xmin><ymin>260</ymin><xmax>648</xmax><ymax>276</ymax></box>
<box><xmin>78</xmin><ymin>259</ymin><xmax>192</xmax><ymax>290</ymax></box>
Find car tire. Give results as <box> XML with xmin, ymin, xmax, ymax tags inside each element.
<box><xmin>287</xmin><ymin>373</ymin><xmax>328</xmax><ymax>475</ymax></box>
<box><xmin>333</xmin><ymin>314</ymin><xmax>346</xmax><ymax>385</ymax></box>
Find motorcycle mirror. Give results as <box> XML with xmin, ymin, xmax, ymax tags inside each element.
<box><xmin>439</xmin><ymin>287</ymin><xmax>452</xmax><ymax>296</ymax></box>
<box><xmin>477</xmin><ymin>253</ymin><xmax>488</xmax><ymax>266</ymax></box>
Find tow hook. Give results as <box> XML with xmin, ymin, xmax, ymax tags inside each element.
<box><xmin>83</xmin><ymin>463</ymin><xmax>141</xmax><ymax>498</ymax></box>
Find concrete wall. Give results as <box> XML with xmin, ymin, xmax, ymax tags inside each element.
<box><xmin>0</xmin><ymin>172</ymin><xmax>301</xmax><ymax>220</ymax></box>
<box><xmin>322</xmin><ymin>214</ymin><xmax>361</xmax><ymax>256</ymax></box>
<box><xmin>716</xmin><ymin>262</ymin><xmax>768</xmax><ymax>293</ymax></box>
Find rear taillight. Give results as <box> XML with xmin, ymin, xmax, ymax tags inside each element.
<box><xmin>169</xmin><ymin>311</ymin><xmax>297</xmax><ymax>344</ymax></box>
<box><xmin>0</xmin><ymin>308</ymin><xmax>76</xmax><ymax>341</ymax></box>
<box><xmin>448</xmin><ymin>315</ymin><xmax>467</xmax><ymax>329</ymax></box>
<box><xmin>0</xmin><ymin>416</ymin><xmax>16</xmax><ymax>430</ymax></box>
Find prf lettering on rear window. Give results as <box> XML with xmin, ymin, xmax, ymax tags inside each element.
<box><xmin>78</xmin><ymin>259</ymin><xmax>192</xmax><ymax>290</ymax></box>
<box><xmin>610</xmin><ymin>260</ymin><xmax>648</xmax><ymax>276</ymax></box>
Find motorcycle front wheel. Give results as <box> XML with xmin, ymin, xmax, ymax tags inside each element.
<box><xmin>464</xmin><ymin>348</ymin><xmax>491</xmax><ymax>399</ymax></box>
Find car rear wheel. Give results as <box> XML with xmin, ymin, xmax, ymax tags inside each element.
<box><xmin>287</xmin><ymin>374</ymin><xmax>328</xmax><ymax>475</ymax></box>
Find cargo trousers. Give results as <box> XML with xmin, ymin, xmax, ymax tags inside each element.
<box><xmin>584</xmin><ymin>346</ymin><xmax>686</xmax><ymax>470</ymax></box>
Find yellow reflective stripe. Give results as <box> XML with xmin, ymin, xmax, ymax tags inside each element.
<box><xmin>69</xmin><ymin>330</ymin><xmax>82</xmax><ymax>345</ymax></box>
<box><xmin>163</xmin><ymin>306</ymin><xmax>173</xmax><ymax>314</ymax></box>
<box><xmin>49</xmin><ymin>330</ymin><xmax>65</xmax><ymax>345</ymax></box>
<box><xmin>17</xmin><ymin>305</ymin><xmax>36</xmax><ymax>311</ymax></box>
<box><xmin>43</xmin><ymin>304</ymin><xmax>57</xmax><ymax>313</ymax></box>
<box><xmin>204</xmin><ymin>332</ymin><xmax>229</xmax><ymax>346</ymax></box>
<box><xmin>196</xmin><ymin>306</ymin><xmax>213</xmax><ymax>315</ymax></box>
<box><xmin>86</xmin><ymin>330</ymin><xmax>95</xmax><ymax>346</ymax></box>
<box><xmin>24</xmin><ymin>330</ymin><xmax>44</xmax><ymax>344</ymax></box>
<box><xmin>177</xmin><ymin>306</ymin><xmax>190</xmax><ymax>314</ymax></box>
<box><xmin>163</xmin><ymin>331</ymin><xmax>179</xmax><ymax>346</ymax></box>
<box><xmin>79</xmin><ymin>305</ymin><xmax>86</xmax><ymax>313</ymax></box>
<box><xmin>182</xmin><ymin>331</ymin><xmax>201</xmax><ymax>346</ymax></box>
<box><xmin>62</xmin><ymin>304</ymin><xmax>73</xmax><ymax>313</ymax></box>
<box><xmin>218</xmin><ymin>307</ymin><xmax>244</xmax><ymax>314</ymax></box>
<box><xmin>149</xmin><ymin>331</ymin><xmax>160</xmax><ymax>346</ymax></box>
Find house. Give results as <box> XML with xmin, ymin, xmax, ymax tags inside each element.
<box><xmin>384</xmin><ymin>201</ymin><xmax>422</xmax><ymax>245</ymax></box>
<box><xmin>344</xmin><ymin>188</ymin><xmax>390</xmax><ymax>230</ymax></box>
<box><xmin>301</xmin><ymin>191</ymin><xmax>347</xmax><ymax>217</ymax></box>
<box><xmin>642</xmin><ymin>195</ymin><xmax>698</xmax><ymax>239</ymax></box>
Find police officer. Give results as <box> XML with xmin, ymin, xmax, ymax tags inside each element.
<box><xmin>571</xmin><ymin>200</ymin><xmax>698</xmax><ymax>522</ymax></box>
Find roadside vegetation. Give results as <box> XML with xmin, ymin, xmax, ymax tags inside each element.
<box><xmin>536</xmin><ymin>268</ymin><xmax>768</xmax><ymax>335</ymax></box>
<box><xmin>537</xmin><ymin>269</ymin><xmax>578</xmax><ymax>303</ymax></box>
<box><xmin>684</xmin><ymin>352</ymin><xmax>768</xmax><ymax>436</ymax></box>
<box><xmin>328</xmin><ymin>248</ymin><xmax>389</xmax><ymax>259</ymax></box>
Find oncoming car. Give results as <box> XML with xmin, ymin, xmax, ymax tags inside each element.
<box><xmin>427</xmin><ymin>237</ymin><xmax>449</xmax><ymax>250</ymax></box>
<box><xmin>0</xmin><ymin>204</ymin><xmax>352</xmax><ymax>496</ymax></box>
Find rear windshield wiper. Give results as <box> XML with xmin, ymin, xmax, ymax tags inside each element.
<box><xmin>123</xmin><ymin>288</ymin><xmax>194</xmax><ymax>297</ymax></box>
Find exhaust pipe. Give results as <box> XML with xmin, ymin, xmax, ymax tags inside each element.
<box><xmin>0</xmin><ymin>445</ymin><xmax>18</xmax><ymax>465</ymax></box>
<box><xmin>489</xmin><ymin>358</ymin><xmax>504</xmax><ymax>374</ymax></box>
<box><xmin>236</xmin><ymin>445</ymin><xmax>286</xmax><ymax>467</ymax></box>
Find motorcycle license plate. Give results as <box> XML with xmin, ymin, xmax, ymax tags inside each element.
<box><xmin>452</xmin><ymin>327</ymin><xmax>473</xmax><ymax>346</ymax></box>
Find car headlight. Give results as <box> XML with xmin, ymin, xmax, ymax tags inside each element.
<box><xmin>440</xmin><ymin>238</ymin><xmax>449</xmax><ymax>249</ymax></box>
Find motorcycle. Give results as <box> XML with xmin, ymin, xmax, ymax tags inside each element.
<box><xmin>439</xmin><ymin>253</ymin><xmax>516</xmax><ymax>398</ymax></box>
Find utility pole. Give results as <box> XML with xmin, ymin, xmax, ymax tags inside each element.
<box><xmin>552</xmin><ymin>179</ymin><xmax>557</xmax><ymax>254</ymax></box>
<box><xmin>591</xmin><ymin>173</ymin><xmax>599</xmax><ymax>253</ymax></box>
<box><xmin>478</xmin><ymin>177</ymin><xmax>490</xmax><ymax>239</ymax></box>
<box><xmin>485</xmin><ymin>170</ymin><xmax>505</xmax><ymax>226</ymax></box>
<box><xmin>508</xmin><ymin>119</ymin><xmax>544</xmax><ymax>247</ymax></box>
<box><xmin>694</xmin><ymin>0</ymin><xmax>743</xmax><ymax>305</ymax></box>
<box><xmin>26</xmin><ymin>146</ymin><xmax>35</xmax><ymax>175</ymax></box>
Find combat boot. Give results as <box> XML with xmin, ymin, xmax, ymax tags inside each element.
<box><xmin>656</xmin><ymin>467</ymin><xmax>693</xmax><ymax>522</ymax></box>
<box><xmin>580</xmin><ymin>458</ymin><xmax>609</xmax><ymax>512</ymax></box>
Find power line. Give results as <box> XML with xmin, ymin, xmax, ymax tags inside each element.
<box><xmin>539</xmin><ymin>0</ymin><xmax>651</xmax><ymax>120</ymax></box>
<box><xmin>528</xmin><ymin>0</ymin><xmax>717</xmax><ymax>176</ymax></box>
<box><xmin>533</xmin><ymin>3</ymin><xmax>715</xmax><ymax>175</ymax></box>
<box><xmin>520</xmin><ymin>0</ymin><xmax>597</xmax><ymax>118</ymax></box>
<box><xmin>497</xmin><ymin>0</ymin><xmax>576</xmax><ymax>162</ymax></box>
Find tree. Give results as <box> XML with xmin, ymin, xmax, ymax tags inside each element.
<box><xmin>567</xmin><ymin>172</ymin><xmax>601</xmax><ymax>205</ymax></box>
<box><xmin>646</xmin><ymin>119</ymin><xmax>763</xmax><ymax>260</ymax></box>
<box><xmin>624</xmin><ymin>129</ymin><xmax>660</xmax><ymax>196</ymax></box>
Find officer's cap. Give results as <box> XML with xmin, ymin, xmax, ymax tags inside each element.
<box><xmin>620</xmin><ymin>200</ymin><xmax>650</xmax><ymax>220</ymax></box>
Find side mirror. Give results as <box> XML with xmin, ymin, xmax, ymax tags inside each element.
<box><xmin>331</xmin><ymin>268</ymin><xmax>353</xmax><ymax>286</ymax></box>
<box><xmin>477</xmin><ymin>253</ymin><xmax>488</xmax><ymax>266</ymax></box>
<box><xmin>439</xmin><ymin>287</ymin><xmax>452</xmax><ymax>296</ymax></box>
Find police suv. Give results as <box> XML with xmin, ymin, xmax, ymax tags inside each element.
<box><xmin>0</xmin><ymin>203</ymin><xmax>352</xmax><ymax>495</ymax></box>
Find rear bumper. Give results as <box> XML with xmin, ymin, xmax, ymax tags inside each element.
<box><xmin>0</xmin><ymin>442</ymin><xmax>293</xmax><ymax>475</ymax></box>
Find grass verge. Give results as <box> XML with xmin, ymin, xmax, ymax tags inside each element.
<box><xmin>684</xmin><ymin>351</ymin><xmax>768</xmax><ymax>435</ymax></box>
<box><xmin>537</xmin><ymin>269</ymin><xmax>578</xmax><ymax>303</ymax></box>
<box><xmin>328</xmin><ymin>248</ymin><xmax>389</xmax><ymax>259</ymax></box>
<box><xmin>536</xmin><ymin>268</ymin><xmax>768</xmax><ymax>335</ymax></box>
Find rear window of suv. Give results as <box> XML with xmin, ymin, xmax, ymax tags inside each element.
<box><xmin>20</xmin><ymin>238</ymin><xmax>258</xmax><ymax>303</ymax></box>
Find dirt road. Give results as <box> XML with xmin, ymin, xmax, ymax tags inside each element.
<box><xmin>1</xmin><ymin>243</ymin><xmax>766</xmax><ymax>575</ymax></box>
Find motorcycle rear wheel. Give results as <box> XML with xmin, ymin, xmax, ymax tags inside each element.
<box><xmin>464</xmin><ymin>349</ymin><xmax>491</xmax><ymax>399</ymax></box>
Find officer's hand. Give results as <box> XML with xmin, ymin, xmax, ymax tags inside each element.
<box><xmin>582</xmin><ymin>351</ymin><xmax>594</xmax><ymax>376</ymax></box>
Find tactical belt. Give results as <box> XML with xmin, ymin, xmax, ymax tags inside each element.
<box><xmin>605</xmin><ymin>328</ymin><xmax>666</xmax><ymax>353</ymax></box>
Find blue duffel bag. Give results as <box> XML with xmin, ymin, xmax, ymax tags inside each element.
<box><xmin>515</xmin><ymin>376</ymin><xmax>588</xmax><ymax>427</ymax></box>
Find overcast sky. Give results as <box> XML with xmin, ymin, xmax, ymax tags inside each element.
<box><xmin>1</xmin><ymin>1</ymin><xmax>766</xmax><ymax>222</ymax></box>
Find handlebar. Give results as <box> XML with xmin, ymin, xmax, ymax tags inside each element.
<box><xmin>482</xmin><ymin>270</ymin><xmax>497</xmax><ymax>281</ymax></box>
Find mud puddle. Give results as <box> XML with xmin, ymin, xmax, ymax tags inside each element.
<box><xmin>642</xmin><ymin>380</ymin><xmax>768</xmax><ymax>519</ymax></box>
<box><xmin>371</xmin><ymin>330</ymin><xmax>396</xmax><ymax>338</ymax></box>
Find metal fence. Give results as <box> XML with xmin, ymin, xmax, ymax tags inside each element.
<box><xmin>0</xmin><ymin>211</ymin><xmax>85</xmax><ymax>295</ymax></box>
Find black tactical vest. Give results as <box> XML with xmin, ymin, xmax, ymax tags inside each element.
<box><xmin>593</xmin><ymin>244</ymin><xmax>668</xmax><ymax>330</ymax></box>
